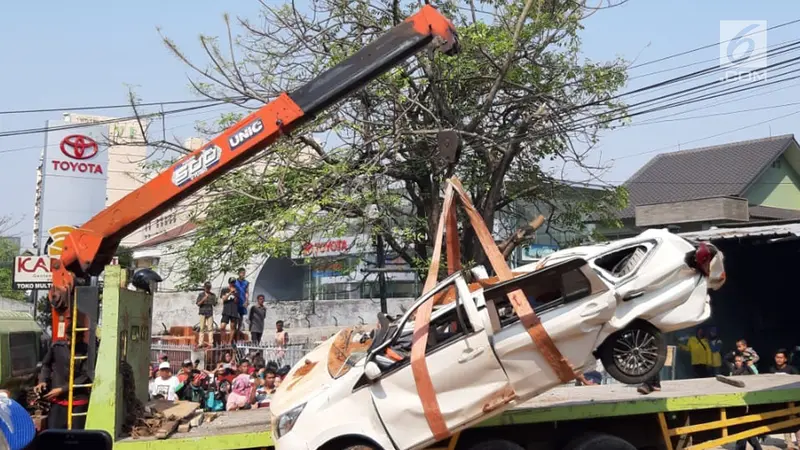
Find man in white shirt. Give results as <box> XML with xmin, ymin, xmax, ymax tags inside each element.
<box><xmin>150</xmin><ymin>362</ymin><xmax>180</xmax><ymax>401</ymax></box>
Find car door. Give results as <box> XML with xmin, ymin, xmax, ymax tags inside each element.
<box><xmin>368</xmin><ymin>275</ymin><xmax>511</xmax><ymax>450</ymax></box>
<box><xmin>485</xmin><ymin>259</ymin><xmax>617</xmax><ymax>400</ymax></box>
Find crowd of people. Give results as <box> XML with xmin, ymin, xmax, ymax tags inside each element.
<box><xmin>145</xmin><ymin>269</ymin><xmax>298</xmax><ymax>413</ymax></box>
<box><xmin>148</xmin><ymin>351</ymin><xmax>291</xmax><ymax>412</ymax></box>
<box><xmin>195</xmin><ymin>269</ymin><xmax>285</xmax><ymax>348</ymax></box>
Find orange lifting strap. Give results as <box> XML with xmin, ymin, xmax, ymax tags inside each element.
<box><xmin>410</xmin><ymin>177</ymin><xmax>577</xmax><ymax>441</ymax></box>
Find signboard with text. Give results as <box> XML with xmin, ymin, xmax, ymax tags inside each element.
<box><xmin>294</xmin><ymin>235</ymin><xmax>371</xmax><ymax>258</ymax></box>
<box><xmin>12</xmin><ymin>256</ymin><xmax>52</xmax><ymax>289</ymax></box>
<box><xmin>37</xmin><ymin>121</ymin><xmax>109</xmax><ymax>251</ymax></box>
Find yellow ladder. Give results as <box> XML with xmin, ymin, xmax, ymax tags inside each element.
<box><xmin>67</xmin><ymin>289</ymin><xmax>92</xmax><ymax>430</ymax></box>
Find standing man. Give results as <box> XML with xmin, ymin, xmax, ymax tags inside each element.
<box><xmin>234</xmin><ymin>268</ymin><xmax>250</xmax><ymax>341</ymax></box>
<box><xmin>196</xmin><ymin>281</ymin><xmax>217</xmax><ymax>348</ymax></box>
<box><xmin>274</xmin><ymin>320</ymin><xmax>289</xmax><ymax>361</ymax></box>
<box><xmin>220</xmin><ymin>278</ymin><xmax>241</xmax><ymax>345</ymax></box>
<box><xmin>249</xmin><ymin>294</ymin><xmax>267</xmax><ymax>344</ymax></box>
<box><xmin>679</xmin><ymin>328</ymin><xmax>712</xmax><ymax>378</ymax></box>
<box><xmin>35</xmin><ymin>332</ymin><xmax>92</xmax><ymax>430</ymax></box>
<box><xmin>708</xmin><ymin>327</ymin><xmax>723</xmax><ymax>376</ymax></box>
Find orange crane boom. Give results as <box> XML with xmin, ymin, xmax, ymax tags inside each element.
<box><xmin>49</xmin><ymin>5</ymin><xmax>459</xmax><ymax>341</ymax></box>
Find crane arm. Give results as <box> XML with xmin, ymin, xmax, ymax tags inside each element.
<box><xmin>56</xmin><ymin>5</ymin><xmax>458</xmax><ymax>278</ymax></box>
<box><xmin>48</xmin><ymin>5</ymin><xmax>459</xmax><ymax>341</ymax></box>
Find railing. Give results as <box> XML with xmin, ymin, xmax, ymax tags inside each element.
<box><xmin>150</xmin><ymin>341</ymin><xmax>315</xmax><ymax>373</ymax></box>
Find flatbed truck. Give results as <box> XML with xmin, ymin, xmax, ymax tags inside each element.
<box><xmin>88</xmin><ymin>266</ymin><xmax>800</xmax><ymax>450</ymax></box>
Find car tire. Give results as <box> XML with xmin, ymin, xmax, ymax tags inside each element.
<box><xmin>599</xmin><ymin>320</ymin><xmax>667</xmax><ymax>385</ymax></box>
<box><xmin>467</xmin><ymin>439</ymin><xmax>525</xmax><ymax>450</ymax></box>
<box><xmin>342</xmin><ymin>446</ymin><xmax>377</xmax><ymax>450</ymax></box>
<box><xmin>562</xmin><ymin>432</ymin><xmax>636</xmax><ymax>450</ymax></box>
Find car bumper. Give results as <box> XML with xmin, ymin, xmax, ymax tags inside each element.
<box><xmin>274</xmin><ymin>432</ymin><xmax>310</xmax><ymax>450</ymax></box>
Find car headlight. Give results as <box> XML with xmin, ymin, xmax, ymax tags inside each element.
<box><xmin>274</xmin><ymin>402</ymin><xmax>306</xmax><ymax>439</ymax></box>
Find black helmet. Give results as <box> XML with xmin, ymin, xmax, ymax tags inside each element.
<box><xmin>132</xmin><ymin>268</ymin><xmax>163</xmax><ymax>294</ymax></box>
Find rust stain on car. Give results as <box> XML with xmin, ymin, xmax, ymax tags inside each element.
<box><xmin>286</xmin><ymin>360</ymin><xmax>318</xmax><ymax>391</ymax></box>
<box><xmin>482</xmin><ymin>385</ymin><xmax>517</xmax><ymax>413</ymax></box>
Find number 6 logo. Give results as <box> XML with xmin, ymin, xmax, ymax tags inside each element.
<box><xmin>727</xmin><ymin>24</ymin><xmax>759</xmax><ymax>64</ymax></box>
<box><xmin>720</xmin><ymin>20</ymin><xmax>767</xmax><ymax>69</ymax></box>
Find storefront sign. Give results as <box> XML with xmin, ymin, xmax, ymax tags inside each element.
<box><xmin>12</xmin><ymin>256</ymin><xmax>51</xmax><ymax>289</ymax></box>
<box><xmin>50</xmin><ymin>134</ymin><xmax>104</xmax><ymax>174</ymax></box>
<box><xmin>37</xmin><ymin>121</ymin><xmax>108</xmax><ymax>251</ymax></box>
<box><xmin>44</xmin><ymin>225</ymin><xmax>77</xmax><ymax>258</ymax></box>
<box><xmin>296</xmin><ymin>235</ymin><xmax>370</xmax><ymax>258</ymax></box>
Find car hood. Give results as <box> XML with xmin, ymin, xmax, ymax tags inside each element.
<box><xmin>270</xmin><ymin>326</ymin><xmax>373</xmax><ymax>416</ymax></box>
<box><xmin>270</xmin><ymin>332</ymin><xmax>339</xmax><ymax>416</ymax></box>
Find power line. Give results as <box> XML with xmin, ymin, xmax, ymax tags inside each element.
<box><xmin>611</xmin><ymin>108</ymin><xmax>800</xmax><ymax>161</ymax></box>
<box><xmin>0</xmin><ymin>97</ymin><xmax>247</xmax><ymax>116</ymax></box>
<box><xmin>628</xmin><ymin>18</ymin><xmax>800</xmax><ymax>70</ymax></box>
<box><xmin>0</xmin><ymin>100</ymin><xmax>247</xmax><ymax>139</ymax></box>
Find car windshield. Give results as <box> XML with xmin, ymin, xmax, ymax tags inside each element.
<box><xmin>333</xmin><ymin>351</ymin><xmax>367</xmax><ymax>379</ymax></box>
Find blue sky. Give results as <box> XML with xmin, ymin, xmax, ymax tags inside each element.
<box><xmin>1</xmin><ymin>0</ymin><xmax>799</xmax><ymax>245</ymax></box>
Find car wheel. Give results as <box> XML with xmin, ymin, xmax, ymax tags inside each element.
<box><xmin>562</xmin><ymin>433</ymin><xmax>636</xmax><ymax>450</ymax></box>
<box><xmin>467</xmin><ymin>439</ymin><xmax>525</xmax><ymax>450</ymax></box>
<box><xmin>599</xmin><ymin>320</ymin><xmax>667</xmax><ymax>385</ymax></box>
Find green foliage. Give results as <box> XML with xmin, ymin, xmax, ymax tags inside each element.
<box><xmin>116</xmin><ymin>246</ymin><xmax>134</xmax><ymax>268</ymax></box>
<box><xmin>0</xmin><ymin>236</ymin><xmax>25</xmax><ymax>301</ymax></box>
<box><xmin>166</xmin><ymin>0</ymin><xmax>630</xmax><ymax>284</ymax></box>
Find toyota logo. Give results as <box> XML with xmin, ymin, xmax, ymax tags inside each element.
<box><xmin>60</xmin><ymin>135</ymin><xmax>99</xmax><ymax>160</ymax></box>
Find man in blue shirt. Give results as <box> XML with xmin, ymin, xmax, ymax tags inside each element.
<box><xmin>234</xmin><ymin>268</ymin><xmax>250</xmax><ymax>341</ymax></box>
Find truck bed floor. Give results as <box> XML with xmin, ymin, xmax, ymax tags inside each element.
<box><xmin>482</xmin><ymin>374</ymin><xmax>800</xmax><ymax>427</ymax></box>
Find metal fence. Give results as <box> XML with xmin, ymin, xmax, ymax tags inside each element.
<box><xmin>150</xmin><ymin>341</ymin><xmax>314</xmax><ymax>373</ymax></box>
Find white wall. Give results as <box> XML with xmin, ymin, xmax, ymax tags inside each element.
<box><xmin>150</xmin><ymin>291</ymin><xmax>414</xmax><ymax>342</ymax></box>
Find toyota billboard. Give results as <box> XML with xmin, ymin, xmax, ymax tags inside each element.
<box><xmin>36</xmin><ymin>120</ymin><xmax>109</xmax><ymax>255</ymax></box>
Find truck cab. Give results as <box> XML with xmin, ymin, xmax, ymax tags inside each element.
<box><xmin>0</xmin><ymin>311</ymin><xmax>45</xmax><ymax>399</ymax></box>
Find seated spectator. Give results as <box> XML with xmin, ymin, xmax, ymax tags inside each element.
<box><xmin>177</xmin><ymin>371</ymin><xmax>207</xmax><ymax>403</ymax></box>
<box><xmin>177</xmin><ymin>359</ymin><xmax>194</xmax><ymax>384</ymax></box>
<box><xmin>150</xmin><ymin>362</ymin><xmax>180</xmax><ymax>401</ymax></box>
<box><xmin>769</xmin><ymin>349</ymin><xmax>799</xmax><ymax>375</ymax></box>
<box><xmin>226</xmin><ymin>361</ymin><xmax>255</xmax><ymax>411</ymax></box>
<box><xmin>731</xmin><ymin>354</ymin><xmax>755</xmax><ymax>376</ymax></box>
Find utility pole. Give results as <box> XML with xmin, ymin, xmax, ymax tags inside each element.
<box><xmin>375</xmin><ymin>233</ymin><xmax>388</xmax><ymax>314</ymax></box>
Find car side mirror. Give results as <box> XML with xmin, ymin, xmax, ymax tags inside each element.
<box><xmin>364</xmin><ymin>361</ymin><xmax>382</xmax><ymax>381</ymax></box>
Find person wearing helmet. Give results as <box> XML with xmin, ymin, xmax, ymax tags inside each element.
<box><xmin>220</xmin><ymin>278</ymin><xmax>241</xmax><ymax>345</ymax></box>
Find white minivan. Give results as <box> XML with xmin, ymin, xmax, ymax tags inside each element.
<box><xmin>270</xmin><ymin>228</ymin><xmax>725</xmax><ymax>450</ymax></box>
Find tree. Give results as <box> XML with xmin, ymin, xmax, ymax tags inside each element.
<box><xmin>0</xmin><ymin>216</ymin><xmax>26</xmax><ymax>301</ymax></box>
<box><xmin>164</xmin><ymin>0</ymin><xmax>629</xmax><ymax>283</ymax></box>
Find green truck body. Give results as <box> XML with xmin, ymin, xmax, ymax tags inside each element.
<box><xmin>79</xmin><ymin>266</ymin><xmax>800</xmax><ymax>450</ymax></box>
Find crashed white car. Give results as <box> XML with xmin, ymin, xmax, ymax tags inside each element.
<box><xmin>270</xmin><ymin>228</ymin><xmax>725</xmax><ymax>450</ymax></box>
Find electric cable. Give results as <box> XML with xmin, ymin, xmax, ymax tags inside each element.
<box><xmin>0</xmin><ymin>97</ymin><xmax>247</xmax><ymax>116</ymax></box>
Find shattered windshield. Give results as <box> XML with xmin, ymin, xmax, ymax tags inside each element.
<box><xmin>333</xmin><ymin>351</ymin><xmax>367</xmax><ymax>379</ymax></box>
